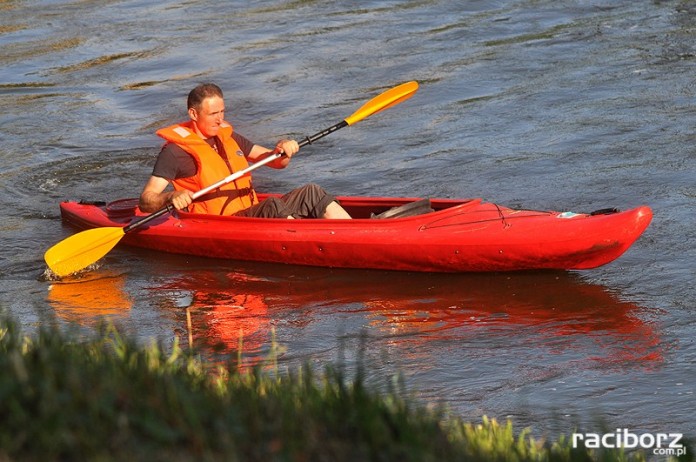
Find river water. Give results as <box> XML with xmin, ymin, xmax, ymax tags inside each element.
<box><xmin>1</xmin><ymin>0</ymin><xmax>694</xmax><ymax>445</ymax></box>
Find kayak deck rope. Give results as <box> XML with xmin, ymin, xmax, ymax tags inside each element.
<box><xmin>420</xmin><ymin>208</ymin><xmax>551</xmax><ymax>231</ymax></box>
<box><xmin>494</xmin><ymin>204</ymin><xmax>511</xmax><ymax>229</ymax></box>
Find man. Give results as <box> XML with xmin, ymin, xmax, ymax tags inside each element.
<box><xmin>139</xmin><ymin>83</ymin><xmax>351</xmax><ymax>219</ymax></box>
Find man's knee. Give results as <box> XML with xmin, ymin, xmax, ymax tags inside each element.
<box><xmin>296</xmin><ymin>183</ymin><xmax>325</xmax><ymax>197</ymax></box>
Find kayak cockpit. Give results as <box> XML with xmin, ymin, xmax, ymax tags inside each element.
<box><xmin>326</xmin><ymin>195</ymin><xmax>477</xmax><ymax>219</ymax></box>
<box><xmin>99</xmin><ymin>195</ymin><xmax>477</xmax><ymax>222</ymax></box>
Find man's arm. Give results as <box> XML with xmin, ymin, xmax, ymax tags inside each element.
<box><xmin>247</xmin><ymin>139</ymin><xmax>299</xmax><ymax>169</ymax></box>
<box><xmin>139</xmin><ymin>175</ymin><xmax>193</xmax><ymax>212</ymax></box>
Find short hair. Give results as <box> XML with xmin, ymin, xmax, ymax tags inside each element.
<box><xmin>187</xmin><ymin>83</ymin><xmax>223</xmax><ymax>110</ymax></box>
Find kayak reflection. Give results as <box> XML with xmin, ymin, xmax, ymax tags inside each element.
<box><xmin>47</xmin><ymin>271</ymin><xmax>132</xmax><ymax>323</ymax></box>
<box><xmin>156</xmin><ymin>272</ymin><xmax>271</xmax><ymax>363</ymax></box>
<box><xmin>156</xmin><ymin>263</ymin><xmax>662</xmax><ymax>367</ymax></box>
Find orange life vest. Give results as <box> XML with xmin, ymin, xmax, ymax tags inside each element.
<box><xmin>156</xmin><ymin>121</ymin><xmax>259</xmax><ymax>215</ymax></box>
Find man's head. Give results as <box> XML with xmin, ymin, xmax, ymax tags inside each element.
<box><xmin>187</xmin><ymin>83</ymin><xmax>225</xmax><ymax>139</ymax></box>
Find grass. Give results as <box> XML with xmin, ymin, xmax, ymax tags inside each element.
<box><xmin>0</xmin><ymin>315</ymin><xmax>684</xmax><ymax>461</ymax></box>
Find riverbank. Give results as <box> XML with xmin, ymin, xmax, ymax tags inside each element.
<box><xmin>0</xmin><ymin>316</ymin><xmax>662</xmax><ymax>461</ymax></box>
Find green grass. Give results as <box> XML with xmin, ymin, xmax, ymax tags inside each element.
<box><xmin>0</xmin><ymin>315</ymin><xmax>681</xmax><ymax>461</ymax></box>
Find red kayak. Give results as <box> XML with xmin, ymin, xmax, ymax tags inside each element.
<box><xmin>58</xmin><ymin>194</ymin><xmax>652</xmax><ymax>272</ymax></box>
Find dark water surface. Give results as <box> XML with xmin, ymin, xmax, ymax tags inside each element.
<box><xmin>1</xmin><ymin>0</ymin><xmax>694</xmax><ymax>442</ymax></box>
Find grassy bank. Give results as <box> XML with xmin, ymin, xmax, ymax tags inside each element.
<box><xmin>0</xmin><ymin>316</ymin><xmax>669</xmax><ymax>461</ymax></box>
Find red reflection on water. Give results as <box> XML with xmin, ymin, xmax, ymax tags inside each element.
<box><xmin>43</xmin><ymin>259</ymin><xmax>661</xmax><ymax>370</ymax></box>
<box><xmin>183</xmin><ymin>273</ymin><xmax>269</xmax><ymax>356</ymax></box>
<box><xmin>157</xmin><ymin>264</ymin><xmax>663</xmax><ymax>369</ymax></box>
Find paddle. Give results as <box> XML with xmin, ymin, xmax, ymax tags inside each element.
<box><xmin>44</xmin><ymin>81</ymin><xmax>419</xmax><ymax>277</ymax></box>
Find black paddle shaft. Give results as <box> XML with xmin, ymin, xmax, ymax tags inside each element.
<box><xmin>299</xmin><ymin>120</ymin><xmax>348</xmax><ymax>147</ymax></box>
<box><xmin>123</xmin><ymin>204</ymin><xmax>174</xmax><ymax>234</ymax></box>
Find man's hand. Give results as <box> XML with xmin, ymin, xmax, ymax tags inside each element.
<box><xmin>169</xmin><ymin>189</ymin><xmax>194</xmax><ymax>210</ymax></box>
<box><xmin>275</xmin><ymin>139</ymin><xmax>299</xmax><ymax>158</ymax></box>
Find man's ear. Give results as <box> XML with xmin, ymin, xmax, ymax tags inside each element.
<box><xmin>188</xmin><ymin>107</ymin><xmax>198</xmax><ymax>121</ymax></box>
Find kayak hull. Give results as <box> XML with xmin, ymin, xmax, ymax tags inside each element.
<box><xmin>58</xmin><ymin>194</ymin><xmax>652</xmax><ymax>272</ymax></box>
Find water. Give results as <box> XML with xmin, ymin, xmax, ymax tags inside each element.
<box><xmin>2</xmin><ymin>0</ymin><xmax>695</xmax><ymax>443</ymax></box>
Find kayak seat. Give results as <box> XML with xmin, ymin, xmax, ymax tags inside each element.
<box><xmin>371</xmin><ymin>198</ymin><xmax>434</xmax><ymax>219</ymax></box>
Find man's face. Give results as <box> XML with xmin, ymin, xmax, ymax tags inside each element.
<box><xmin>190</xmin><ymin>96</ymin><xmax>225</xmax><ymax>138</ymax></box>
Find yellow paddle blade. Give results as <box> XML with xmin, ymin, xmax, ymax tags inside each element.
<box><xmin>44</xmin><ymin>227</ymin><xmax>126</xmax><ymax>277</ymax></box>
<box><xmin>344</xmin><ymin>81</ymin><xmax>419</xmax><ymax>126</ymax></box>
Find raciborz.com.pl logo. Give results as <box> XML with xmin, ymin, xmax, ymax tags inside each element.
<box><xmin>572</xmin><ymin>429</ymin><xmax>686</xmax><ymax>457</ymax></box>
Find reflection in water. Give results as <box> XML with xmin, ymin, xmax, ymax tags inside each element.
<box><xmin>47</xmin><ymin>271</ymin><xmax>132</xmax><ymax>324</ymax></box>
<box><xmin>154</xmin><ymin>263</ymin><xmax>662</xmax><ymax>369</ymax></box>
<box><xmin>156</xmin><ymin>272</ymin><xmax>272</xmax><ymax>369</ymax></box>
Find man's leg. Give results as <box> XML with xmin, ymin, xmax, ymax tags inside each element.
<box><xmin>281</xmin><ymin>183</ymin><xmax>351</xmax><ymax>219</ymax></box>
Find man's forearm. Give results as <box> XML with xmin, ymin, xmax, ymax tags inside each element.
<box><xmin>139</xmin><ymin>190</ymin><xmax>172</xmax><ymax>212</ymax></box>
